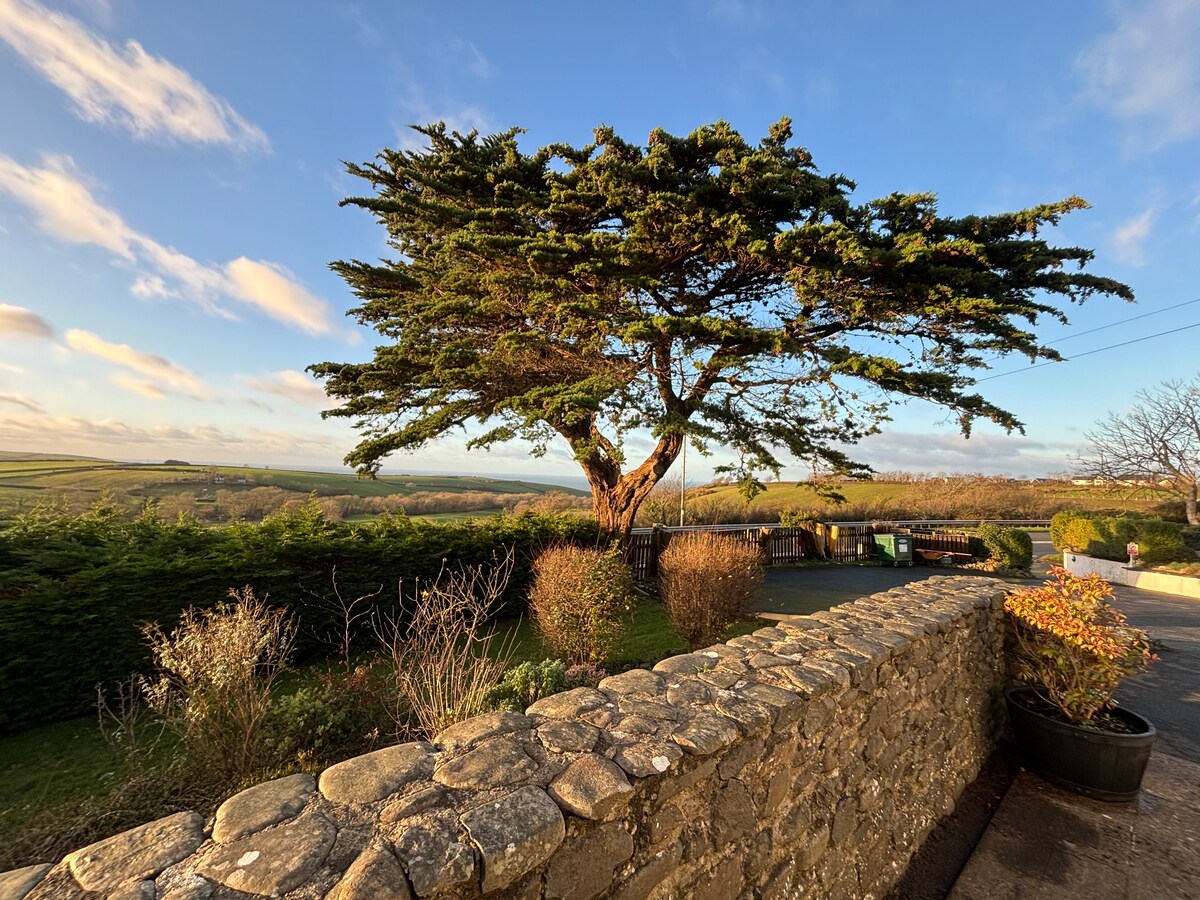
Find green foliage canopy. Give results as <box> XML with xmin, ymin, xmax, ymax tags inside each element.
<box><xmin>312</xmin><ymin>119</ymin><xmax>1131</xmax><ymax>533</ymax></box>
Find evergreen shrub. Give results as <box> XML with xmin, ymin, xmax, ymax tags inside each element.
<box><xmin>484</xmin><ymin>659</ymin><xmax>567</xmax><ymax>712</ymax></box>
<box><xmin>976</xmin><ymin>524</ymin><xmax>1033</xmax><ymax>570</ymax></box>
<box><xmin>1049</xmin><ymin>510</ymin><xmax>1190</xmax><ymax>567</ymax></box>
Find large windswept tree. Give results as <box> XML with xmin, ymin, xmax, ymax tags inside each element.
<box><xmin>312</xmin><ymin>119</ymin><xmax>1131</xmax><ymax>535</ymax></box>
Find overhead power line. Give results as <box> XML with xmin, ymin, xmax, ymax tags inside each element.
<box><xmin>977</xmin><ymin>319</ymin><xmax>1200</xmax><ymax>382</ymax></box>
<box><xmin>1049</xmin><ymin>296</ymin><xmax>1200</xmax><ymax>344</ymax></box>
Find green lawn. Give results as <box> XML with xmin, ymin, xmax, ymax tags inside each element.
<box><xmin>496</xmin><ymin>599</ymin><xmax>767</xmax><ymax>669</ymax></box>
<box><xmin>0</xmin><ymin>716</ymin><xmax>132</xmax><ymax>866</ymax></box>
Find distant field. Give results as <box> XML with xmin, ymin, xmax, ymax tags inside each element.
<box><xmin>685</xmin><ymin>478</ymin><xmax>1164</xmax><ymax>522</ymax></box>
<box><xmin>1</xmin><ymin>452</ymin><xmax>1169</xmax><ymax>525</ymax></box>
<box><xmin>0</xmin><ymin>454</ymin><xmax>588</xmax><ymax>519</ymax></box>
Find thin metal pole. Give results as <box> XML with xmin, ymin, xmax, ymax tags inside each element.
<box><xmin>679</xmin><ymin>354</ymin><xmax>686</xmax><ymax>527</ymax></box>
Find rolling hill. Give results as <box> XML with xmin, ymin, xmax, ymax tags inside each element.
<box><xmin>0</xmin><ymin>453</ymin><xmax>589</xmax><ymax>521</ymax></box>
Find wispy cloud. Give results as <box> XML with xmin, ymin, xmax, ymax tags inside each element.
<box><xmin>392</xmin><ymin>78</ymin><xmax>494</xmax><ymax>153</ymax></box>
<box><xmin>0</xmin><ymin>391</ymin><xmax>40</xmax><ymax>411</ymax></box>
<box><xmin>0</xmin><ymin>155</ymin><xmax>337</xmax><ymax>334</ymax></box>
<box><xmin>241</xmin><ymin>369</ymin><xmax>330</xmax><ymax>408</ymax></box>
<box><xmin>449</xmin><ymin>37</ymin><xmax>494</xmax><ymax>79</ymax></box>
<box><xmin>0</xmin><ymin>0</ymin><xmax>268</xmax><ymax>150</ymax></box>
<box><xmin>0</xmin><ymin>302</ymin><xmax>54</xmax><ymax>338</ymax></box>
<box><xmin>110</xmin><ymin>373</ymin><xmax>167</xmax><ymax>400</ymax></box>
<box><xmin>65</xmin><ymin>328</ymin><xmax>210</xmax><ymax>399</ymax></box>
<box><xmin>342</xmin><ymin>4</ymin><xmax>380</xmax><ymax>45</ymax></box>
<box><xmin>705</xmin><ymin>0</ymin><xmax>768</xmax><ymax>26</ymax></box>
<box><xmin>223</xmin><ymin>259</ymin><xmax>335</xmax><ymax>338</ymax></box>
<box><xmin>1076</xmin><ymin>0</ymin><xmax>1200</xmax><ymax>149</ymax></box>
<box><xmin>1110</xmin><ymin>207</ymin><xmax>1157</xmax><ymax>266</ymax></box>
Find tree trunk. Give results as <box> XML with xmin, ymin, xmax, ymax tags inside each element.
<box><xmin>1188</xmin><ymin>482</ymin><xmax>1198</xmax><ymax>526</ymax></box>
<box><xmin>582</xmin><ymin>435</ymin><xmax>683</xmax><ymax>540</ymax></box>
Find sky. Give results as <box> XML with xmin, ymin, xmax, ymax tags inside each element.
<box><xmin>0</xmin><ymin>0</ymin><xmax>1197</xmax><ymax>483</ymax></box>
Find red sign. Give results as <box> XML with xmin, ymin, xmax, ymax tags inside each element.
<box><xmin>1127</xmin><ymin>542</ymin><xmax>1140</xmax><ymax>557</ymax></box>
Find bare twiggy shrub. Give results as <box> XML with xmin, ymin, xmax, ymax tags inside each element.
<box><xmin>659</xmin><ymin>533</ymin><xmax>765</xmax><ymax>649</ymax></box>
<box><xmin>373</xmin><ymin>554</ymin><xmax>515</xmax><ymax>740</ymax></box>
<box><xmin>528</xmin><ymin>546</ymin><xmax>634</xmax><ymax>664</ymax></box>
<box><xmin>97</xmin><ymin>676</ymin><xmax>168</xmax><ymax>774</ymax></box>
<box><xmin>141</xmin><ymin>587</ymin><xmax>296</xmax><ymax>782</ymax></box>
<box><xmin>313</xmin><ymin>566</ymin><xmax>382</xmax><ymax>670</ymax></box>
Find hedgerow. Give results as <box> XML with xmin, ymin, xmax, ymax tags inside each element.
<box><xmin>1049</xmin><ymin>510</ymin><xmax>1190</xmax><ymax>567</ymax></box>
<box><xmin>0</xmin><ymin>499</ymin><xmax>598</xmax><ymax>732</ymax></box>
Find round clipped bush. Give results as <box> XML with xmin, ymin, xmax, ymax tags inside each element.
<box><xmin>977</xmin><ymin>524</ymin><xmax>1033</xmax><ymax>571</ymax></box>
<box><xmin>658</xmin><ymin>532</ymin><xmax>765</xmax><ymax>650</ymax></box>
<box><xmin>1132</xmin><ymin>518</ymin><xmax>1188</xmax><ymax>566</ymax></box>
<box><xmin>528</xmin><ymin>546</ymin><xmax>634</xmax><ymax>664</ymax></box>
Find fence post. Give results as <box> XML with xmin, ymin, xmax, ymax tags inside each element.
<box><xmin>759</xmin><ymin>526</ymin><xmax>774</xmax><ymax>566</ymax></box>
<box><xmin>650</xmin><ymin>524</ymin><xmax>663</xmax><ymax>579</ymax></box>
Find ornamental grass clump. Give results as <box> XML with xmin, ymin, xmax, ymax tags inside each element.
<box><xmin>659</xmin><ymin>532</ymin><xmax>765</xmax><ymax>649</ymax></box>
<box><xmin>1003</xmin><ymin>567</ymin><xmax>1156</xmax><ymax>726</ymax></box>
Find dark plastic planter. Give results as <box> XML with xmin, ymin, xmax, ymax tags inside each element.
<box><xmin>1005</xmin><ymin>685</ymin><xmax>1155</xmax><ymax>802</ymax></box>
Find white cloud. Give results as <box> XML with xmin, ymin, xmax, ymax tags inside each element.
<box><xmin>393</xmin><ymin>83</ymin><xmax>493</xmax><ymax>154</ymax></box>
<box><xmin>0</xmin><ymin>361</ymin><xmax>25</xmax><ymax>373</ymax></box>
<box><xmin>0</xmin><ymin>410</ymin><xmax>341</xmax><ymax>460</ymax></box>
<box><xmin>241</xmin><ymin>369</ymin><xmax>330</xmax><ymax>408</ymax></box>
<box><xmin>0</xmin><ymin>154</ymin><xmax>337</xmax><ymax>333</ymax></box>
<box><xmin>65</xmin><ymin>328</ymin><xmax>210</xmax><ymax>399</ymax></box>
<box><xmin>0</xmin><ymin>391</ymin><xmax>40</xmax><ymax>411</ymax></box>
<box><xmin>0</xmin><ymin>302</ymin><xmax>54</xmax><ymax>337</ymax></box>
<box><xmin>831</xmin><ymin>429</ymin><xmax>1079</xmax><ymax>478</ymax></box>
<box><xmin>0</xmin><ymin>154</ymin><xmax>135</xmax><ymax>259</ymax></box>
<box><xmin>224</xmin><ymin>259</ymin><xmax>335</xmax><ymax>337</ymax></box>
<box><xmin>110</xmin><ymin>372</ymin><xmax>167</xmax><ymax>400</ymax></box>
<box><xmin>0</xmin><ymin>0</ymin><xmax>268</xmax><ymax>150</ymax></box>
<box><xmin>1076</xmin><ymin>0</ymin><xmax>1200</xmax><ymax>148</ymax></box>
<box><xmin>1110</xmin><ymin>207</ymin><xmax>1157</xmax><ymax>266</ymax></box>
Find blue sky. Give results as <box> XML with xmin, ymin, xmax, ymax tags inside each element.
<box><xmin>0</xmin><ymin>0</ymin><xmax>1197</xmax><ymax>481</ymax></box>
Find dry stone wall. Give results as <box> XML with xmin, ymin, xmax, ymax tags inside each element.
<box><xmin>5</xmin><ymin>575</ymin><xmax>1008</xmax><ymax>900</ymax></box>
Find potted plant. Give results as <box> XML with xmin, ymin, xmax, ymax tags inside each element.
<box><xmin>1003</xmin><ymin>566</ymin><xmax>1157</xmax><ymax>801</ymax></box>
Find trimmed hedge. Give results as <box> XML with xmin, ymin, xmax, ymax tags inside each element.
<box><xmin>976</xmin><ymin>524</ymin><xmax>1033</xmax><ymax>570</ymax></box>
<box><xmin>0</xmin><ymin>502</ymin><xmax>599</xmax><ymax>733</ymax></box>
<box><xmin>1049</xmin><ymin>510</ymin><xmax>1191</xmax><ymax>567</ymax></box>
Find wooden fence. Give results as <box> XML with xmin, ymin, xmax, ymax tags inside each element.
<box><xmin>902</xmin><ymin>529</ymin><xmax>976</xmax><ymax>556</ymax></box>
<box><xmin>626</xmin><ymin>522</ymin><xmax>879</xmax><ymax>580</ymax></box>
<box><xmin>625</xmin><ymin>523</ymin><xmax>981</xmax><ymax>579</ymax></box>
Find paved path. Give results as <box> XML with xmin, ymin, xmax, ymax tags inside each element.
<box><xmin>950</xmin><ymin>582</ymin><xmax>1200</xmax><ymax>900</ymax></box>
<box><xmin>756</xmin><ymin>562</ymin><xmax>1029</xmax><ymax>618</ymax></box>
